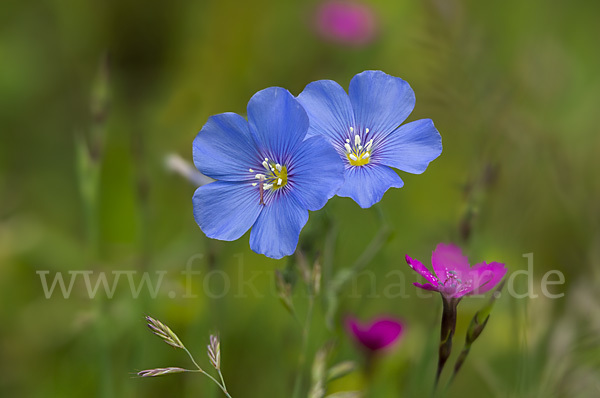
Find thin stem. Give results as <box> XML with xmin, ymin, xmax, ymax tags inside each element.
<box><xmin>188</xmin><ymin>369</ymin><xmax>227</xmax><ymax>392</ymax></box>
<box><xmin>350</xmin><ymin>225</ymin><xmax>392</xmax><ymax>275</ymax></box>
<box><xmin>218</xmin><ymin>370</ymin><xmax>229</xmax><ymax>395</ymax></box>
<box><xmin>184</xmin><ymin>348</ymin><xmax>232</xmax><ymax>398</ymax></box>
<box><xmin>291</xmin><ymin>291</ymin><xmax>315</xmax><ymax>398</ymax></box>
<box><xmin>447</xmin><ymin>342</ymin><xmax>471</xmax><ymax>387</ymax></box>
<box><xmin>183</xmin><ymin>347</ymin><xmax>203</xmax><ymax>374</ymax></box>
<box><xmin>435</xmin><ymin>297</ymin><xmax>459</xmax><ymax>390</ymax></box>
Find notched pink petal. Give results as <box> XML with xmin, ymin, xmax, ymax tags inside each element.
<box><xmin>469</xmin><ymin>261</ymin><xmax>507</xmax><ymax>295</ymax></box>
<box><xmin>368</xmin><ymin>318</ymin><xmax>404</xmax><ymax>349</ymax></box>
<box><xmin>431</xmin><ymin>243</ymin><xmax>471</xmax><ymax>281</ymax></box>
<box><xmin>413</xmin><ymin>282</ymin><xmax>439</xmax><ymax>292</ymax></box>
<box><xmin>346</xmin><ymin>316</ymin><xmax>404</xmax><ymax>352</ymax></box>
<box><xmin>453</xmin><ymin>282</ymin><xmax>479</xmax><ymax>298</ymax></box>
<box><xmin>405</xmin><ymin>254</ymin><xmax>438</xmax><ymax>284</ymax></box>
<box><xmin>408</xmin><ymin>243</ymin><xmax>506</xmax><ymax>299</ymax></box>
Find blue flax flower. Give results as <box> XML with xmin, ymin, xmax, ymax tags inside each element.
<box><xmin>193</xmin><ymin>87</ymin><xmax>344</xmax><ymax>259</ymax></box>
<box><xmin>297</xmin><ymin>70</ymin><xmax>442</xmax><ymax>208</ymax></box>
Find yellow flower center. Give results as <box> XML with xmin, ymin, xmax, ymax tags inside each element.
<box><xmin>249</xmin><ymin>158</ymin><xmax>289</xmax><ymax>204</ymax></box>
<box><xmin>343</xmin><ymin>128</ymin><xmax>373</xmax><ymax>167</ymax></box>
<box><xmin>268</xmin><ymin>162</ymin><xmax>288</xmax><ymax>190</ymax></box>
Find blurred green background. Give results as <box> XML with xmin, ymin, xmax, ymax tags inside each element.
<box><xmin>1</xmin><ymin>0</ymin><xmax>599</xmax><ymax>396</ymax></box>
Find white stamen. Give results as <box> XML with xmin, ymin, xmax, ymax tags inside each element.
<box><xmin>270</xmin><ymin>166</ymin><xmax>275</xmax><ymax>172</ymax></box>
<box><xmin>365</xmin><ymin>128</ymin><xmax>370</xmax><ymax>134</ymax></box>
<box><xmin>276</xmin><ymin>163</ymin><xmax>282</xmax><ymax>171</ymax></box>
<box><xmin>349</xmin><ymin>154</ymin><xmax>358</xmax><ymax>161</ymax></box>
<box><xmin>251</xmin><ymin>183</ymin><xmax>257</xmax><ymax>186</ymax></box>
<box><xmin>263</xmin><ymin>183</ymin><xmax>273</xmax><ymax>189</ymax></box>
<box><xmin>277</xmin><ymin>178</ymin><xmax>282</xmax><ymax>185</ymax></box>
<box><xmin>345</xmin><ymin>138</ymin><xmax>350</xmax><ymax>143</ymax></box>
<box><xmin>354</xmin><ymin>134</ymin><xmax>361</xmax><ymax>146</ymax></box>
<box><xmin>361</xmin><ymin>153</ymin><xmax>370</xmax><ymax>159</ymax></box>
<box><xmin>344</xmin><ymin>143</ymin><xmax>352</xmax><ymax>153</ymax></box>
<box><xmin>255</xmin><ymin>173</ymin><xmax>265</xmax><ymax>179</ymax></box>
<box><xmin>350</xmin><ymin>127</ymin><xmax>354</xmax><ymax>133</ymax></box>
<box><xmin>249</xmin><ymin>168</ymin><xmax>254</xmax><ymax>172</ymax></box>
<box><xmin>262</xmin><ymin>160</ymin><xmax>269</xmax><ymax>169</ymax></box>
<box><xmin>366</xmin><ymin>140</ymin><xmax>373</xmax><ymax>151</ymax></box>
<box><xmin>358</xmin><ymin>145</ymin><xmax>363</xmax><ymax>150</ymax></box>
<box><xmin>264</xmin><ymin>157</ymin><xmax>269</xmax><ymax>161</ymax></box>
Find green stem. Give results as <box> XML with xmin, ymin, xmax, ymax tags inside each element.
<box><xmin>350</xmin><ymin>225</ymin><xmax>392</xmax><ymax>275</ymax></box>
<box><xmin>291</xmin><ymin>292</ymin><xmax>315</xmax><ymax>398</ymax></box>
<box><xmin>184</xmin><ymin>348</ymin><xmax>232</xmax><ymax>398</ymax></box>
<box><xmin>218</xmin><ymin>370</ymin><xmax>229</xmax><ymax>396</ymax></box>
<box><xmin>325</xmin><ymin>223</ymin><xmax>392</xmax><ymax>329</ymax></box>
<box><xmin>447</xmin><ymin>342</ymin><xmax>471</xmax><ymax>387</ymax></box>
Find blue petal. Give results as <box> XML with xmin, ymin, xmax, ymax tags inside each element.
<box><xmin>288</xmin><ymin>135</ymin><xmax>345</xmax><ymax>211</ymax></box>
<box><xmin>247</xmin><ymin>87</ymin><xmax>309</xmax><ymax>164</ymax></box>
<box><xmin>375</xmin><ymin>119</ymin><xmax>442</xmax><ymax>174</ymax></box>
<box><xmin>349</xmin><ymin>70</ymin><xmax>415</xmax><ymax>138</ymax></box>
<box><xmin>296</xmin><ymin>80</ymin><xmax>355</xmax><ymax>143</ymax></box>
<box><xmin>193</xmin><ymin>181</ymin><xmax>263</xmax><ymax>241</ymax></box>
<box><xmin>249</xmin><ymin>194</ymin><xmax>309</xmax><ymax>259</ymax></box>
<box><xmin>337</xmin><ymin>164</ymin><xmax>404</xmax><ymax>208</ymax></box>
<box><xmin>193</xmin><ymin>113</ymin><xmax>259</xmax><ymax>181</ymax></box>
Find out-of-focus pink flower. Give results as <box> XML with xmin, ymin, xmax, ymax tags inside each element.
<box><xmin>406</xmin><ymin>243</ymin><xmax>507</xmax><ymax>299</ymax></box>
<box><xmin>346</xmin><ymin>316</ymin><xmax>404</xmax><ymax>352</ymax></box>
<box><xmin>314</xmin><ymin>1</ymin><xmax>377</xmax><ymax>46</ymax></box>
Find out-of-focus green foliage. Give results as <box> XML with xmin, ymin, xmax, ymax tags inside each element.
<box><xmin>1</xmin><ymin>0</ymin><xmax>599</xmax><ymax>397</ymax></box>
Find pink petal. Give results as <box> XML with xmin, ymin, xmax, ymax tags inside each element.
<box><xmin>405</xmin><ymin>254</ymin><xmax>438</xmax><ymax>284</ymax></box>
<box><xmin>431</xmin><ymin>243</ymin><xmax>471</xmax><ymax>282</ymax></box>
<box><xmin>452</xmin><ymin>283</ymin><xmax>481</xmax><ymax>298</ymax></box>
<box><xmin>413</xmin><ymin>282</ymin><xmax>440</xmax><ymax>292</ymax></box>
<box><xmin>346</xmin><ymin>316</ymin><xmax>404</xmax><ymax>352</ymax></box>
<box><xmin>469</xmin><ymin>262</ymin><xmax>507</xmax><ymax>295</ymax></box>
<box><xmin>314</xmin><ymin>1</ymin><xmax>377</xmax><ymax>46</ymax></box>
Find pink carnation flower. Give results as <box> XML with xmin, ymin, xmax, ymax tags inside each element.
<box><xmin>346</xmin><ymin>316</ymin><xmax>404</xmax><ymax>353</ymax></box>
<box><xmin>314</xmin><ymin>1</ymin><xmax>377</xmax><ymax>46</ymax></box>
<box><xmin>406</xmin><ymin>243</ymin><xmax>507</xmax><ymax>299</ymax></box>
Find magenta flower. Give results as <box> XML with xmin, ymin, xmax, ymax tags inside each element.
<box><xmin>406</xmin><ymin>243</ymin><xmax>507</xmax><ymax>299</ymax></box>
<box><xmin>406</xmin><ymin>243</ymin><xmax>507</xmax><ymax>387</ymax></box>
<box><xmin>346</xmin><ymin>316</ymin><xmax>404</xmax><ymax>353</ymax></box>
<box><xmin>314</xmin><ymin>1</ymin><xmax>377</xmax><ymax>46</ymax></box>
